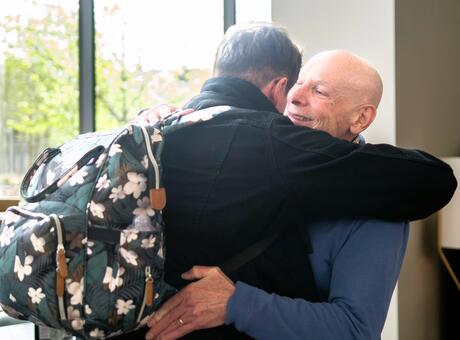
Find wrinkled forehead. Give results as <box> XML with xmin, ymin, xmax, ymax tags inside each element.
<box><xmin>298</xmin><ymin>59</ymin><xmax>350</xmax><ymax>89</ymax></box>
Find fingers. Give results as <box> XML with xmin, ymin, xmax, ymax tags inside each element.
<box><xmin>146</xmin><ymin>294</ymin><xmax>184</xmax><ymax>338</ymax></box>
<box><xmin>179</xmin><ymin>108</ymin><xmax>195</xmax><ymax>117</ymax></box>
<box><xmin>154</xmin><ymin>104</ymin><xmax>178</xmax><ymax>116</ymax></box>
<box><xmin>146</xmin><ymin>268</ymin><xmax>234</xmax><ymax>339</ymax></box>
<box><xmin>181</xmin><ymin>265</ymin><xmax>221</xmax><ymax>281</ymax></box>
<box><xmin>135</xmin><ymin>104</ymin><xmax>178</xmax><ymax>125</ymax></box>
<box><xmin>146</xmin><ymin>306</ymin><xmax>183</xmax><ymax>339</ymax></box>
<box><xmin>157</xmin><ymin>322</ymin><xmax>196</xmax><ymax>340</ymax></box>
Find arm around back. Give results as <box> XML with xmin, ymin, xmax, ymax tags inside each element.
<box><xmin>271</xmin><ymin>117</ymin><xmax>457</xmax><ymax>221</ymax></box>
<box><xmin>226</xmin><ymin>219</ymin><xmax>408</xmax><ymax>340</ymax></box>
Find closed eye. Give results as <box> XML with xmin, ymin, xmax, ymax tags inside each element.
<box><xmin>313</xmin><ymin>86</ymin><xmax>327</xmax><ymax>96</ymax></box>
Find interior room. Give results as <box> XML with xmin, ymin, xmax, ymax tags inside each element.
<box><xmin>1</xmin><ymin>1</ymin><xmax>459</xmax><ymax>339</ymax></box>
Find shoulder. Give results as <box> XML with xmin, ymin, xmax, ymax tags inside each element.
<box><xmin>205</xmin><ymin>108</ymin><xmax>283</xmax><ymax>130</ymax></box>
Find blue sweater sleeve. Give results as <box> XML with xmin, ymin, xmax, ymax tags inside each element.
<box><xmin>225</xmin><ymin>220</ymin><xmax>408</xmax><ymax>340</ymax></box>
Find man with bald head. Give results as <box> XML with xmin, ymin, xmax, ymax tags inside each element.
<box><xmin>146</xmin><ymin>50</ymin><xmax>406</xmax><ymax>340</ymax></box>
<box><xmin>143</xmin><ymin>24</ymin><xmax>455</xmax><ymax>340</ymax></box>
<box><xmin>285</xmin><ymin>50</ymin><xmax>383</xmax><ymax>142</ymax></box>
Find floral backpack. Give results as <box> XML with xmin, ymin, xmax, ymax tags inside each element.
<box><xmin>0</xmin><ymin>106</ymin><xmax>231</xmax><ymax>339</ymax></box>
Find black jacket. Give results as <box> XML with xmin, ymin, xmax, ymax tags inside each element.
<box><xmin>158</xmin><ymin>77</ymin><xmax>456</xmax><ymax>338</ymax></box>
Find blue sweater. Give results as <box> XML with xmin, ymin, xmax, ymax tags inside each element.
<box><xmin>225</xmin><ymin>219</ymin><xmax>408</xmax><ymax>340</ymax></box>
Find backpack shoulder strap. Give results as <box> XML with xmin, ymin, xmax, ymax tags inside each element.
<box><xmin>160</xmin><ymin>105</ymin><xmax>234</xmax><ymax>134</ymax></box>
<box><xmin>220</xmin><ymin>200</ymin><xmax>301</xmax><ymax>275</ymax></box>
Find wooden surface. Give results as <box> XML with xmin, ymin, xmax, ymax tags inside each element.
<box><xmin>0</xmin><ymin>198</ymin><xmax>20</xmax><ymax>213</ymax></box>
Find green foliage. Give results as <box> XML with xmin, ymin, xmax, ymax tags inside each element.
<box><xmin>1</xmin><ymin>6</ymin><xmax>79</xmax><ymax>149</ymax></box>
<box><xmin>0</xmin><ymin>2</ymin><xmax>211</xmax><ymax>179</ymax></box>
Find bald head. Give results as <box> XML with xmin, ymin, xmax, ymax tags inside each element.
<box><xmin>305</xmin><ymin>50</ymin><xmax>383</xmax><ymax>108</ymax></box>
<box><xmin>284</xmin><ymin>50</ymin><xmax>383</xmax><ymax>141</ymax></box>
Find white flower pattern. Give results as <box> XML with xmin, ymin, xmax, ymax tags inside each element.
<box><xmin>95</xmin><ymin>153</ymin><xmax>106</xmax><ymax>168</ymax></box>
<box><xmin>85</xmin><ymin>304</ymin><xmax>92</xmax><ymax>316</ymax></box>
<box><xmin>28</xmin><ymin>287</ymin><xmax>45</xmax><ymax>304</ymax></box>
<box><xmin>90</xmin><ymin>201</ymin><xmax>105</xmax><ymax>219</ymax></box>
<box><xmin>68</xmin><ymin>169</ymin><xmax>88</xmax><ymax>186</ymax></box>
<box><xmin>102</xmin><ymin>266</ymin><xmax>125</xmax><ymax>292</ymax></box>
<box><xmin>89</xmin><ymin>328</ymin><xmax>105</xmax><ymax>338</ymax></box>
<box><xmin>133</xmin><ymin>197</ymin><xmax>155</xmax><ymax>218</ymax></box>
<box><xmin>119</xmin><ymin>247</ymin><xmax>138</xmax><ymax>266</ymax></box>
<box><xmin>3</xmin><ymin>211</ymin><xmax>20</xmax><ymax>226</ymax></box>
<box><xmin>123</xmin><ymin>172</ymin><xmax>147</xmax><ymax>199</ymax></box>
<box><xmin>109</xmin><ymin>185</ymin><xmax>126</xmax><ymax>202</ymax></box>
<box><xmin>150</xmin><ymin>129</ymin><xmax>163</xmax><ymax>143</ymax></box>
<box><xmin>30</xmin><ymin>233</ymin><xmax>46</xmax><ymax>253</ymax></box>
<box><xmin>82</xmin><ymin>237</ymin><xmax>95</xmax><ymax>255</ymax></box>
<box><xmin>67</xmin><ymin>306</ymin><xmax>85</xmax><ymax>330</ymax></box>
<box><xmin>96</xmin><ymin>174</ymin><xmax>110</xmax><ymax>191</ymax></box>
<box><xmin>115</xmin><ymin>299</ymin><xmax>135</xmax><ymax>315</ymax></box>
<box><xmin>141</xmin><ymin>235</ymin><xmax>156</xmax><ymax>249</ymax></box>
<box><xmin>66</xmin><ymin>278</ymin><xmax>84</xmax><ymax>305</ymax></box>
<box><xmin>141</xmin><ymin>155</ymin><xmax>149</xmax><ymax>169</ymax></box>
<box><xmin>0</xmin><ymin>225</ymin><xmax>15</xmax><ymax>247</ymax></box>
<box><xmin>120</xmin><ymin>228</ymin><xmax>139</xmax><ymax>246</ymax></box>
<box><xmin>14</xmin><ymin>255</ymin><xmax>33</xmax><ymax>281</ymax></box>
<box><xmin>109</xmin><ymin>143</ymin><xmax>122</xmax><ymax>156</ymax></box>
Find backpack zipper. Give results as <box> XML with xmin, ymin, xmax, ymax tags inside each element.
<box><xmin>139</xmin><ymin>126</ymin><xmax>160</xmax><ymax>189</ymax></box>
<box><xmin>136</xmin><ymin>265</ymin><xmax>154</xmax><ymax>324</ymax></box>
<box><xmin>6</xmin><ymin>208</ymin><xmax>68</xmax><ymax>322</ymax></box>
<box><xmin>139</xmin><ymin>125</ymin><xmax>166</xmax><ymax>210</ymax></box>
<box><xmin>51</xmin><ymin>214</ymin><xmax>68</xmax><ymax>322</ymax></box>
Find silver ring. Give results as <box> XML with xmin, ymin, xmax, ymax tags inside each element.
<box><xmin>178</xmin><ymin>318</ymin><xmax>185</xmax><ymax>325</ymax></box>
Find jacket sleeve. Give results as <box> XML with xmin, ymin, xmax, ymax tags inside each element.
<box><xmin>225</xmin><ymin>220</ymin><xmax>408</xmax><ymax>340</ymax></box>
<box><xmin>270</xmin><ymin>117</ymin><xmax>457</xmax><ymax>221</ymax></box>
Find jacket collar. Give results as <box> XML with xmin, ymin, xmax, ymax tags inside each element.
<box><xmin>186</xmin><ymin>76</ymin><xmax>280</xmax><ymax>113</ymax></box>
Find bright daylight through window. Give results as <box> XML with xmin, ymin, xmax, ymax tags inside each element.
<box><xmin>0</xmin><ymin>0</ymin><xmax>79</xmax><ymax>197</ymax></box>
<box><xmin>0</xmin><ymin>0</ymin><xmax>271</xmax><ymax>198</ymax></box>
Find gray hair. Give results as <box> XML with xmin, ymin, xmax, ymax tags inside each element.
<box><xmin>213</xmin><ymin>23</ymin><xmax>302</xmax><ymax>92</ymax></box>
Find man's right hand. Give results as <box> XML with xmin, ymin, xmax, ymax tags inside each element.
<box><xmin>133</xmin><ymin>104</ymin><xmax>194</xmax><ymax>125</ymax></box>
<box><xmin>145</xmin><ymin>266</ymin><xmax>235</xmax><ymax>340</ymax></box>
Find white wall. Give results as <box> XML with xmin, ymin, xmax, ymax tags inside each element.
<box><xmin>271</xmin><ymin>1</ymin><xmax>398</xmax><ymax>339</ymax></box>
<box><xmin>272</xmin><ymin>0</ymin><xmax>395</xmax><ymax>145</ymax></box>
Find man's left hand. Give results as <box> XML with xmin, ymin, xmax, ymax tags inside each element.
<box><xmin>145</xmin><ymin>266</ymin><xmax>236</xmax><ymax>340</ymax></box>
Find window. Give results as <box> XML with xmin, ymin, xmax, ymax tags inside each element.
<box><xmin>94</xmin><ymin>0</ymin><xmax>224</xmax><ymax>130</ymax></box>
<box><xmin>236</xmin><ymin>0</ymin><xmax>271</xmax><ymax>23</ymax></box>
<box><xmin>0</xmin><ymin>0</ymin><xmax>272</xmax><ymax>199</ymax></box>
<box><xmin>0</xmin><ymin>0</ymin><xmax>79</xmax><ymax>197</ymax></box>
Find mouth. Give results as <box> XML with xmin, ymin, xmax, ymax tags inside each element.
<box><xmin>287</xmin><ymin>112</ymin><xmax>314</xmax><ymax>123</ymax></box>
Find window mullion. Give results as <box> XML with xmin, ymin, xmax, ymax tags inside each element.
<box><xmin>224</xmin><ymin>0</ymin><xmax>236</xmax><ymax>32</ymax></box>
<box><xmin>79</xmin><ymin>0</ymin><xmax>95</xmax><ymax>133</ymax></box>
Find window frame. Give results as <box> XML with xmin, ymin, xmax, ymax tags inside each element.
<box><xmin>79</xmin><ymin>0</ymin><xmax>234</xmax><ymax>134</ymax></box>
<box><xmin>0</xmin><ymin>0</ymin><xmax>235</xmax><ymax>205</ymax></box>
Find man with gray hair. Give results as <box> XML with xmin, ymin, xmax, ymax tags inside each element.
<box><xmin>140</xmin><ymin>23</ymin><xmax>455</xmax><ymax>339</ymax></box>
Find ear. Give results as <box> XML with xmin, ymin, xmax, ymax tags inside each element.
<box><xmin>350</xmin><ymin>105</ymin><xmax>377</xmax><ymax>135</ymax></box>
<box><xmin>261</xmin><ymin>77</ymin><xmax>288</xmax><ymax>113</ymax></box>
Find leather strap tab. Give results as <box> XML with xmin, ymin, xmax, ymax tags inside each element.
<box><xmin>150</xmin><ymin>188</ymin><xmax>166</xmax><ymax>210</ymax></box>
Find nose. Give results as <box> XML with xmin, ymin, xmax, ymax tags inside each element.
<box><xmin>288</xmin><ymin>84</ymin><xmax>308</xmax><ymax>106</ymax></box>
